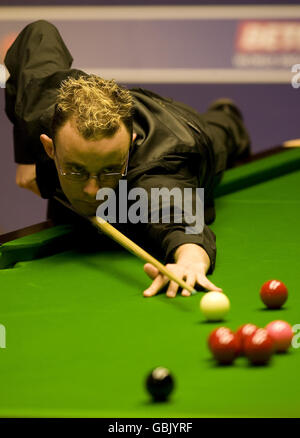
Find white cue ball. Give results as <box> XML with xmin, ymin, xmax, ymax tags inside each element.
<box><xmin>200</xmin><ymin>291</ymin><xmax>230</xmax><ymax>321</ymax></box>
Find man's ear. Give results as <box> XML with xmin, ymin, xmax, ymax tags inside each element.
<box><xmin>40</xmin><ymin>134</ymin><xmax>55</xmax><ymax>159</ymax></box>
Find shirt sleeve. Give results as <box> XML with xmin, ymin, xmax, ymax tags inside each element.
<box><xmin>4</xmin><ymin>20</ymin><xmax>75</xmax><ymax>164</ymax></box>
<box><xmin>126</xmin><ymin>162</ymin><xmax>217</xmax><ymax>275</ymax></box>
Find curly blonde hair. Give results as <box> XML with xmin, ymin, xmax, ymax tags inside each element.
<box><xmin>52</xmin><ymin>74</ymin><xmax>134</xmax><ymax>140</ymax></box>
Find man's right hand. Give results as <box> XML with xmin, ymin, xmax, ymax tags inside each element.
<box><xmin>16</xmin><ymin>164</ymin><xmax>41</xmax><ymax>196</ymax></box>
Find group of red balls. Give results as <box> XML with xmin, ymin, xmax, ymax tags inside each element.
<box><xmin>208</xmin><ymin>279</ymin><xmax>293</xmax><ymax>365</ymax></box>
<box><xmin>208</xmin><ymin>320</ymin><xmax>294</xmax><ymax>365</ymax></box>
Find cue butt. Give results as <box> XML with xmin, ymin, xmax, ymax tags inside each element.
<box><xmin>283</xmin><ymin>139</ymin><xmax>300</xmax><ymax>148</ymax></box>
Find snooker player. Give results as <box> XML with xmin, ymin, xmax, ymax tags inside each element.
<box><xmin>4</xmin><ymin>20</ymin><xmax>251</xmax><ymax>298</ymax></box>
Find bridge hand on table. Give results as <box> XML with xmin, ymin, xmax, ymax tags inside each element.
<box><xmin>143</xmin><ymin>262</ymin><xmax>223</xmax><ymax>298</ymax></box>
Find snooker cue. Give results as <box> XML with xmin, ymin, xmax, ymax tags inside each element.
<box><xmin>54</xmin><ymin>195</ymin><xmax>197</xmax><ymax>295</ymax></box>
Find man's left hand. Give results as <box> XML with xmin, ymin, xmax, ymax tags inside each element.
<box><xmin>143</xmin><ymin>243</ymin><xmax>222</xmax><ymax>297</ymax></box>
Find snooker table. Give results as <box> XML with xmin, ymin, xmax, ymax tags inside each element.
<box><xmin>0</xmin><ymin>148</ymin><xmax>300</xmax><ymax>418</ymax></box>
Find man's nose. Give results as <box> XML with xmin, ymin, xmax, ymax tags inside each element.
<box><xmin>82</xmin><ymin>176</ymin><xmax>100</xmax><ymax>197</ymax></box>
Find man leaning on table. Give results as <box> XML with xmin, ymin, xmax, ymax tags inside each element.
<box><xmin>4</xmin><ymin>20</ymin><xmax>251</xmax><ymax>298</ymax></box>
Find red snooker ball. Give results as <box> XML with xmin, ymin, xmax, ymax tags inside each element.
<box><xmin>266</xmin><ymin>320</ymin><xmax>293</xmax><ymax>353</ymax></box>
<box><xmin>209</xmin><ymin>330</ymin><xmax>239</xmax><ymax>365</ymax></box>
<box><xmin>260</xmin><ymin>280</ymin><xmax>288</xmax><ymax>309</ymax></box>
<box><xmin>208</xmin><ymin>327</ymin><xmax>234</xmax><ymax>353</ymax></box>
<box><xmin>235</xmin><ymin>323</ymin><xmax>259</xmax><ymax>356</ymax></box>
<box><xmin>244</xmin><ymin>329</ymin><xmax>274</xmax><ymax>365</ymax></box>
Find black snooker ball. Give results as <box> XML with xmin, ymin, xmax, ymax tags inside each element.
<box><xmin>146</xmin><ymin>367</ymin><xmax>174</xmax><ymax>402</ymax></box>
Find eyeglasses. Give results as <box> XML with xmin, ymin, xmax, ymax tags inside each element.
<box><xmin>54</xmin><ymin>149</ymin><xmax>130</xmax><ymax>186</ymax></box>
